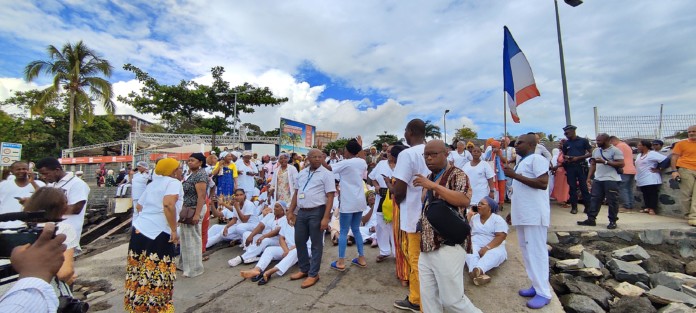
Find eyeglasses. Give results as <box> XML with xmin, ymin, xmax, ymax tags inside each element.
<box><xmin>423</xmin><ymin>151</ymin><xmax>445</xmax><ymax>158</ymax></box>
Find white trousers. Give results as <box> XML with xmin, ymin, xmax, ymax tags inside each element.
<box><xmin>205</xmin><ymin>222</ymin><xmax>257</xmax><ymax>248</ymax></box>
<box><xmin>375</xmin><ymin>212</ymin><xmax>395</xmax><ymax>256</ymax></box>
<box><xmin>466</xmin><ymin>244</ymin><xmax>507</xmax><ymax>274</ymax></box>
<box><xmin>517</xmin><ymin>225</ymin><xmax>552</xmax><ymax>299</ymax></box>
<box><xmin>241</xmin><ymin>234</ymin><xmax>279</xmax><ymax>261</ymax></box>
<box><xmin>419</xmin><ymin>245</ymin><xmax>482</xmax><ymax>313</ymax></box>
<box><xmin>257</xmin><ymin>246</ymin><xmax>284</xmax><ymax>271</ymax></box>
<box><xmin>116</xmin><ymin>184</ymin><xmax>131</xmax><ymax>197</ymax></box>
<box><xmin>359</xmin><ymin>226</ymin><xmax>376</xmax><ymax>242</ymax></box>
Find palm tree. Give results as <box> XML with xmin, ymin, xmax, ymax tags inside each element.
<box><xmin>424</xmin><ymin>120</ymin><xmax>442</xmax><ymax>139</ymax></box>
<box><xmin>547</xmin><ymin>134</ymin><xmax>558</xmax><ymax>142</ymax></box>
<box><xmin>24</xmin><ymin>41</ymin><xmax>114</xmax><ymax>149</ymax></box>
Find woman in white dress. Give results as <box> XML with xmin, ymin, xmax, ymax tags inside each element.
<box><xmin>463</xmin><ymin>146</ymin><xmax>496</xmax><ymax>206</ymax></box>
<box><xmin>466</xmin><ymin>196</ymin><xmax>508</xmax><ymax>286</ymax></box>
<box><xmin>635</xmin><ymin>140</ymin><xmax>667</xmax><ymax>215</ymax></box>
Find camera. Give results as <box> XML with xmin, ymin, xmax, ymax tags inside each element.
<box><xmin>471</xmin><ymin>205</ymin><xmax>478</xmax><ymax>213</ymax></box>
<box><xmin>0</xmin><ymin>211</ymin><xmax>59</xmax><ymax>283</ymax></box>
<box><xmin>58</xmin><ymin>295</ymin><xmax>90</xmax><ymax>313</ymax></box>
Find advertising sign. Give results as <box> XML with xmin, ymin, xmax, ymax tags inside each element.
<box><xmin>279</xmin><ymin>118</ymin><xmax>316</xmax><ymax>155</ymax></box>
<box><xmin>1</xmin><ymin>142</ymin><xmax>22</xmax><ymax>166</ymax></box>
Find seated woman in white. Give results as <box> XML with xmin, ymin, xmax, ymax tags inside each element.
<box><xmin>465</xmin><ymin>196</ymin><xmax>508</xmax><ymax>286</ymax></box>
<box><xmin>205</xmin><ymin>205</ymin><xmax>236</xmax><ymax>248</ymax></box>
<box><xmin>228</xmin><ymin>201</ymin><xmax>287</xmax><ymax>267</ymax></box>
<box><xmin>359</xmin><ymin>191</ymin><xmax>378</xmax><ymax>247</ymax></box>
<box><xmin>205</xmin><ymin>189</ymin><xmax>259</xmax><ymax>248</ymax></box>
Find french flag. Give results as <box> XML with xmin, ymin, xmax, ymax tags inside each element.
<box><xmin>503</xmin><ymin>26</ymin><xmax>540</xmax><ymax>123</ymax></box>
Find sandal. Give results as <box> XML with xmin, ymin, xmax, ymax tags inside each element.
<box><xmin>639</xmin><ymin>209</ymin><xmax>650</xmax><ymax>213</ymax></box>
<box><xmin>331</xmin><ymin>261</ymin><xmax>346</xmax><ymax>272</ymax></box>
<box><xmin>257</xmin><ymin>274</ymin><xmax>271</xmax><ymax>285</ymax></box>
<box><xmin>647</xmin><ymin>209</ymin><xmax>656</xmax><ymax>215</ymax></box>
<box><xmin>351</xmin><ymin>258</ymin><xmax>367</xmax><ymax>268</ymax></box>
<box><xmin>202</xmin><ymin>255</ymin><xmax>210</xmax><ymax>262</ymax></box>
<box><xmin>253</xmin><ymin>270</ymin><xmax>265</xmax><ymax>283</ymax></box>
<box><xmin>376</xmin><ymin>255</ymin><xmax>389</xmax><ymax>263</ymax></box>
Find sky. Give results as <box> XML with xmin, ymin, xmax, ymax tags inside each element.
<box><xmin>1</xmin><ymin>0</ymin><xmax>695</xmax><ymax>145</ymax></box>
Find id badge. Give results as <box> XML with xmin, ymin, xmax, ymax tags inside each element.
<box><xmin>299</xmin><ymin>193</ymin><xmax>305</xmax><ymax>199</ymax></box>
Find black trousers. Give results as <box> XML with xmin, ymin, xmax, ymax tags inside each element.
<box><xmin>640</xmin><ymin>184</ymin><xmax>661</xmax><ymax>210</ymax></box>
<box><xmin>587</xmin><ymin>180</ymin><xmax>619</xmax><ymax>222</ymax></box>
<box><xmin>565</xmin><ymin>165</ymin><xmax>590</xmax><ymax>208</ymax></box>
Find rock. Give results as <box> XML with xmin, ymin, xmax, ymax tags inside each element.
<box><xmin>86</xmin><ymin>291</ymin><xmax>106</xmax><ymax>300</ymax></box>
<box><xmin>569</xmin><ymin>244</ymin><xmax>585</xmax><ymax>257</ymax></box>
<box><xmin>611</xmin><ymin>281</ymin><xmax>645</xmax><ymax>298</ymax></box>
<box><xmin>549</xmin><ymin>256</ymin><xmax>560</xmax><ymax>269</ymax></box>
<box><xmin>548</xmin><ymin>232</ymin><xmax>559</xmax><ymax>244</ymax></box>
<box><xmin>572</xmin><ymin>268</ymin><xmax>603</xmax><ymax>278</ymax></box>
<box><xmin>79</xmin><ymin>287</ymin><xmax>89</xmax><ymax>292</ymax></box>
<box><xmin>598</xmin><ymin>231</ymin><xmax>614</xmax><ymax>239</ymax></box>
<box><xmin>641</xmin><ymin>251</ymin><xmax>686</xmax><ymax>274</ymax></box>
<box><xmin>580</xmin><ymin>250</ymin><xmax>604</xmax><ymax>269</ymax></box>
<box><xmin>73</xmin><ymin>291</ymin><xmax>86</xmax><ymax>301</ymax></box>
<box><xmin>609</xmin><ymin>296</ymin><xmax>656</xmax><ymax>313</ymax></box>
<box><xmin>616</xmin><ymin>231</ymin><xmax>634</xmax><ymax>242</ymax></box>
<box><xmin>557</xmin><ymin>231</ymin><xmax>570</xmax><ymax>237</ymax></box>
<box><xmin>650</xmin><ymin>272</ymin><xmax>696</xmax><ymax>292</ymax></box>
<box><xmin>550</xmin><ymin>273</ymin><xmax>574</xmax><ymax>294</ymax></box>
<box><xmin>612</xmin><ymin>245</ymin><xmax>651</xmax><ymax>261</ymax></box>
<box><xmin>686</xmin><ymin>261</ymin><xmax>696</xmax><ymax>276</ymax></box>
<box><xmin>636</xmin><ymin>281</ymin><xmax>651</xmax><ymax>290</ymax></box>
<box><xmin>682</xmin><ymin>284</ymin><xmax>696</xmax><ymax>298</ymax></box>
<box><xmin>640</xmin><ymin>230</ymin><xmax>665</xmax><ymax>245</ymax></box>
<box><xmin>645</xmin><ymin>285</ymin><xmax>696</xmax><ymax>306</ymax></box>
<box><xmin>607</xmin><ymin>258</ymin><xmax>650</xmax><ymax>285</ymax></box>
<box><xmin>581</xmin><ymin>231</ymin><xmax>598</xmax><ymax>237</ymax></box>
<box><xmin>559</xmin><ymin>294</ymin><xmax>605</xmax><ymax>313</ymax></box>
<box><xmin>557</xmin><ymin>259</ymin><xmax>585</xmax><ymax>270</ymax></box>
<box><xmin>72</xmin><ymin>284</ymin><xmax>83</xmax><ymax>291</ymax></box>
<box><xmin>657</xmin><ymin>303</ymin><xmax>695</xmax><ymax>313</ymax></box>
<box><xmin>547</xmin><ymin>244</ymin><xmax>553</xmax><ymax>252</ymax></box>
<box><xmin>600</xmin><ymin>268</ymin><xmax>613</xmax><ymax>279</ymax></box>
<box><xmin>566</xmin><ymin>279</ymin><xmax>613</xmax><ymax>310</ymax></box>
<box><xmin>677</xmin><ymin>240</ymin><xmax>695</xmax><ymax>258</ymax></box>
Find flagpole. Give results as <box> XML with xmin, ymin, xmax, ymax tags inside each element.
<box><xmin>503</xmin><ymin>91</ymin><xmax>507</xmax><ymax>139</ymax></box>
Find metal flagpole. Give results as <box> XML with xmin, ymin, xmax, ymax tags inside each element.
<box><xmin>503</xmin><ymin>91</ymin><xmax>507</xmax><ymax>139</ymax></box>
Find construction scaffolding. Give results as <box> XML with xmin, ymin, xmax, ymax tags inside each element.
<box><xmin>594</xmin><ymin>105</ymin><xmax>695</xmax><ymax>144</ymax></box>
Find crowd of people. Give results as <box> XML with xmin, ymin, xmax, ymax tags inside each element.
<box><xmin>0</xmin><ymin>122</ymin><xmax>694</xmax><ymax>312</ymax></box>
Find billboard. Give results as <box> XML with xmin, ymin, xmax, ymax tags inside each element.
<box><xmin>279</xmin><ymin>118</ymin><xmax>316</xmax><ymax>155</ymax></box>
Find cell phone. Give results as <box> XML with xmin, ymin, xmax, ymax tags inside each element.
<box><xmin>471</xmin><ymin>205</ymin><xmax>478</xmax><ymax>213</ymax></box>
<box><xmin>14</xmin><ymin>197</ymin><xmax>22</xmax><ymax>200</ymax></box>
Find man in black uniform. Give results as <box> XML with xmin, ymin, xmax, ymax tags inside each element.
<box><xmin>560</xmin><ymin>125</ymin><xmax>592</xmax><ymax>214</ymax></box>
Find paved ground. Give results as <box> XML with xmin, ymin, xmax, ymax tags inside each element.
<box><xmin>74</xmin><ymin>203</ymin><xmax>692</xmax><ymax>312</ymax></box>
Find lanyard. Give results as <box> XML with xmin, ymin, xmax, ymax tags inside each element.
<box><xmin>514</xmin><ymin>155</ymin><xmax>529</xmax><ymax>172</ymax></box>
<box><xmin>431</xmin><ymin>168</ymin><xmax>446</xmax><ymax>182</ymax></box>
<box><xmin>55</xmin><ymin>175</ymin><xmax>76</xmax><ymax>189</ymax></box>
<box><xmin>302</xmin><ymin>170</ymin><xmax>317</xmax><ymax>192</ymax></box>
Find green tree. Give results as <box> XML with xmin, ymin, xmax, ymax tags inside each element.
<box><xmin>424</xmin><ymin>120</ymin><xmax>441</xmax><ymax>139</ymax></box>
<box><xmin>242</xmin><ymin>123</ymin><xmax>264</xmax><ymax>136</ymax></box>
<box><xmin>264</xmin><ymin>128</ymin><xmax>280</xmax><ymax>137</ymax></box>
<box><xmin>455</xmin><ymin>126</ymin><xmax>478</xmax><ymax>140</ymax></box>
<box><xmin>546</xmin><ymin>134</ymin><xmax>558</xmax><ymax>142</ymax></box>
<box><xmin>24</xmin><ymin>41</ymin><xmax>114</xmax><ymax>149</ymax></box>
<box><xmin>323</xmin><ymin>138</ymin><xmax>350</xmax><ymax>155</ymax></box>
<box><xmin>371</xmin><ymin>133</ymin><xmax>400</xmax><ymax>149</ymax></box>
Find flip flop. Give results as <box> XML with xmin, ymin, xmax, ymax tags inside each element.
<box><xmin>376</xmin><ymin>255</ymin><xmax>389</xmax><ymax>263</ymax></box>
<box><xmin>351</xmin><ymin>258</ymin><xmax>367</xmax><ymax>268</ymax></box>
<box><xmin>257</xmin><ymin>274</ymin><xmax>271</xmax><ymax>285</ymax></box>
<box><xmin>331</xmin><ymin>261</ymin><xmax>346</xmax><ymax>272</ymax></box>
<box><xmin>251</xmin><ymin>270</ymin><xmax>264</xmax><ymax>283</ymax></box>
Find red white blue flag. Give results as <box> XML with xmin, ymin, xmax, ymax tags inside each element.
<box><xmin>503</xmin><ymin>26</ymin><xmax>540</xmax><ymax>123</ymax></box>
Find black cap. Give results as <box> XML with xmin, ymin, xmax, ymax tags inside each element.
<box><xmin>562</xmin><ymin>125</ymin><xmax>577</xmax><ymax>131</ymax></box>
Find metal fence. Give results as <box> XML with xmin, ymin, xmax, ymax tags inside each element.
<box><xmin>595</xmin><ymin>107</ymin><xmax>695</xmax><ymax>144</ymax></box>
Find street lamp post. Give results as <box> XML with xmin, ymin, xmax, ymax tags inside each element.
<box><xmin>216</xmin><ymin>90</ymin><xmax>251</xmax><ymax>144</ymax></box>
<box><xmin>443</xmin><ymin>109</ymin><xmax>450</xmax><ymax>144</ymax></box>
<box><xmin>555</xmin><ymin>0</ymin><xmax>582</xmax><ymax>126</ymax></box>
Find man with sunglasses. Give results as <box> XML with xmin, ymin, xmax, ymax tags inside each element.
<box><xmin>560</xmin><ymin>125</ymin><xmax>592</xmax><ymax>214</ymax></box>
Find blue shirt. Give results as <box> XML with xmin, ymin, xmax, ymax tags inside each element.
<box><xmin>562</xmin><ymin>137</ymin><xmax>592</xmax><ymax>166</ymax></box>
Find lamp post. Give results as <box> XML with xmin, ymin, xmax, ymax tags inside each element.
<box><xmin>216</xmin><ymin>90</ymin><xmax>251</xmax><ymax>144</ymax></box>
<box><xmin>443</xmin><ymin>109</ymin><xmax>450</xmax><ymax>144</ymax></box>
<box><xmin>555</xmin><ymin>0</ymin><xmax>582</xmax><ymax>126</ymax></box>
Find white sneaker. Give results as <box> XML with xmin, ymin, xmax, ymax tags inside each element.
<box><xmin>244</xmin><ymin>256</ymin><xmax>260</xmax><ymax>264</ymax></box>
<box><xmin>228</xmin><ymin>256</ymin><xmax>242</xmax><ymax>267</ymax></box>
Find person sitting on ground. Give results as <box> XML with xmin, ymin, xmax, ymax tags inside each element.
<box><xmin>228</xmin><ymin>201</ymin><xmax>287</xmax><ymax>267</ymax></box>
<box><xmin>23</xmin><ymin>187</ymin><xmax>79</xmax><ymax>286</ymax></box>
<box><xmin>206</xmin><ymin>189</ymin><xmax>260</xmax><ymax>248</ymax></box>
<box><xmin>465</xmin><ymin>196</ymin><xmax>508</xmax><ymax>286</ymax></box>
<box><xmin>359</xmin><ymin>190</ymin><xmax>378</xmax><ymax>247</ymax></box>
<box><xmin>205</xmin><ymin>203</ymin><xmax>236</xmax><ymax>248</ymax></box>
<box><xmin>105</xmin><ymin>169</ymin><xmax>117</xmax><ymax>187</ymax></box>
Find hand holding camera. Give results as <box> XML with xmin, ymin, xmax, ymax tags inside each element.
<box><xmin>11</xmin><ymin>223</ymin><xmax>66</xmax><ymax>283</ymax></box>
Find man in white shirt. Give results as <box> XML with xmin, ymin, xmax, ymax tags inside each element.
<box><xmin>35</xmin><ymin>158</ymin><xmax>90</xmax><ymax>252</ymax></box>
<box><xmin>0</xmin><ymin>161</ymin><xmax>45</xmax><ymax>229</ymax></box>
<box><xmin>392</xmin><ymin>119</ymin><xmax>431</xmax><ymax>312</ymax></box>
<box><xmin>448</xmin><ymin>141</ymin><xmax>473</xmax><ymax>170</ymax></box>
<box><xmin>502</xmin><ymin>134</ymin><xmax>553</xmax><ymax>309</ymax></box>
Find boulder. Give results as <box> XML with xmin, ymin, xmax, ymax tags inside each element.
<box><xmin>580</xmin><ymin>250</ymin><xmax>604</xmax><ymax>269</ymax></box>
<box><xmin>610</xmin><ymin>281</ymin><xmax>645</xmax><ymax>298</ymax></box>
<box><xmin>581</xmin><ymin>231</ymin><xmax>598</xmax><ymax>238</ymax></box>
<box><xmin>607</xmin><ymin>258</ymin><xmax>650</xmax><ymax>285</ymax></box>
<box><xmin>612</xmin><ymin>245</ymin><xmax>651</xmax><ymax>261</ymax></box>
<box><xmin>86</xmin><ymin>290</ymin><xmax>106</xmax><ymax>300</ymax></box>
<box><xmin>550</xmin><ymin>273</ymin><xmax>574</xmax><ymax>294</ymax></box>
<box><xmin>609</xmin><ymin>296</ymin><xmax>656</xmax><ymax>313</ymax></box>
<box><xmin>650</xmin><ymin>272</ymin><xmax>696</xmax><ymax>292</ymax></box>
<box><xmin>569</xmin><ymin>244</ymin><xmax>585</xmax><ymax>257</ymax></box>
<box><xmin>548</xmin><ymin>232</ymin><xmax>559</xmax><ymax>244</ymax></box>
<box><xmin>549</xmin><ymin>256</ymin><xmax>560</xmax><ymax>269</ymax></box>
<box><xmin>657</xmin><ymin>303</ymin><xmax>694</xmax><ymax>313</ymax></box>
<box><xmin>559</xmin><ymin>294</ymin><xmax>605</xmax><ymax>313</ymax></box>
<box><xmin>645</xmin><ymin>285</ymin><xmax>696</xmax><ymax>306</ymax></box>
<box><xmin>641</xmin><ymin>251</ymin><xmax>686</xmax><ymax>274</ymax></box>
<box><xmin>566</xmin><ymin>279</ymin><xmax>613</xmax><ymax>310</ymax></box>
<box><xmin>639</xmin><ymin>229</ymin><xmax>664</xmax><ymax>245</ymax></box>
<box><xmin>557</xmin><ymin>259</ymin><xmax>584</xmax><ymax>271</ymax></box>
<box><xmin>682</xmin><ymin>284</ymin><xmax>696</xmax><ymax>298</ymax></box>
<box><xmin>572</xmin><ymin>268</ymin><xmax>603</xmax><ymax>278</ymax></box>
<box><xmin>636</xmin><ymin>282</ymin><xmax>651</xmax><ymax>291</ymax></box>
<box><xmin>685</xmin><ymin>261</ymin><xmax>696</xmax><ymax>276</ymax></box>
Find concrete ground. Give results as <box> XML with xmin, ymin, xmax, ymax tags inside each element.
<box><xmin>74</xmin><ymin>202</ymin><xmax>692</xmax><ymax>312</ymax></box>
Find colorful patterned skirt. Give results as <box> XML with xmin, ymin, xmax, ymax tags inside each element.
<box><xmin>392</xmin><ymin>202</ymin><xmax>409</xmax><ymax>283</ymax></box>
<box><xmin>125</xmin><ymin>229</ymin><xmax>177</xmax><ymax>313</ymax></box>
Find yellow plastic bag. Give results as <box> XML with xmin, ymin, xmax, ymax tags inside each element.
<box><xmin>382</xmin><ymin>189</ymin><xmax>394</xmax><ymax>223</ymax></box>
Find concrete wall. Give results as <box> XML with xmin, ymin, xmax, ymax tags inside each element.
<box><xmin>632</xmin><ymin>171</ymin><xmax>685</xmax><ymax>218</ymax></box>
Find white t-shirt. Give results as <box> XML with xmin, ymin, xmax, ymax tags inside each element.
<box><xmin>234</xmin><ymin>200</ymin><xmax>260</xmax><ymax>225</ymax></box>
<box><xmin>393</xmin><ymin>144</ymin><xmax>431</xmax><ymax>233</ymax></box>
<box><xmin>280</xmin><ymin>220</ymin><xmax>296</xmax><ymax>248</ymax></box>
<box><xmin>47</xmin><ymin>173</ymin><xmax>90</xmax><ymax>243</ymax></box>
<box><xmin>368</xmin><ymin>160</ymin><xmax>392</xmax><ymax>189</ymax></box>
<box><xmin>362</xmin><ymin>206</ymin><xmax>377</xmax><ymax>229</ymax></box>
<box><xmin>635</xmin><ymin>151</ymin><xmax>667</xmax><ymax>187</ymax></box>
<box><xmin>131</xmin><ymin>171</ymin><xmax>149</xmax><ymax>200</ymax></box>
<box><xmin>235</xmin><ymin>160</ymin><xmax>259</xmax><ymax>193</ymax></box>
<box><xmin>463</xmin><ymin>161</ymin><xmax>495</xmax><ymax>205</ymax></box>
<box><xmin>470</xmin><ymin>214</ymin><xmax>508</xmax><ymax>249</ymax></box>
<box><xmin>259</xmin><ymin>213</ymin><xmax>286</xmax><ymax>235</ymax></box>
<box><xmin>0</xmin><ymin>180</ymin><xmax>45</xmax><ymax>228</ymax></box>
<box><xmin>331</xmin><ymin>158</ymin><xmax>368</xmax><ymax>213</ymax></box>
<box><xmin>448</xmin><ymin>150</ymin><xmax>473</xmax><ymax>170</ymax></box>
<box><xmin>511</xmin><ymin>154</ymin><xmax>550</xmax><ymax>227</ymax></box>
<box><xmin>135</xmin><ymin>176</ymin><xmax>183</xmax><ymax>240</ymax></box>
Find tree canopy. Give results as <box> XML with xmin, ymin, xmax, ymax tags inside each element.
<box><xmin>371</xmin><ymin>133</ymin><xmax>400</xmax><ymax>148</ymax></box>
<box><xmin>455</xmin><ymin>126</ymin><xmax>478</xmax><ymax>140</ymax></box>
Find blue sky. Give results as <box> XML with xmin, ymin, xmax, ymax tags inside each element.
<box><xmin>1</xmin><ymin>0</ymin><xmax>695</xmax><ymax>144</ymax></box>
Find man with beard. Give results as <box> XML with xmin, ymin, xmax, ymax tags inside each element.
<box><xmin>0</xmin><ymin>161</ymin><xmax>45</xmax><ymax>228</ymax></box>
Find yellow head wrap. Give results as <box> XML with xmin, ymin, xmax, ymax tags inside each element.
<box><xmin>155</xmin><ymin>158</ymin><xmax>180</xmax><ymax>176</ymax></box>
<box><xmin>466</xmin><ymin>141</ymin><xmax>474</xmax><ymax>148</ymax></box>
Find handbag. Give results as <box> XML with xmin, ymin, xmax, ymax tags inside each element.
<box><xmin>380</xmin><ymin>188</ymin><xmax>394</xmax><ymax>223</ymax></box>
<box><xmin>179</xmin><ymin>206</ymin><xmax>197</xmax><ymax>225</ymax></box>
<box><xmin>424</xmin><ymin>167</ymin><xmax>471</xmax><ymax>245</ymax></box>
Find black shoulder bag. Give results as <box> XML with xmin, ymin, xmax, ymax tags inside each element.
<box><xmin>424</xmin><ymin>167</ymin><xmax>471</xmax><ymax>245</ymax></box>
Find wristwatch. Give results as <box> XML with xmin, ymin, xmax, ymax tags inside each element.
<box><xmin>604</xmin><ymin>160</ymin><xmax>608</xmax><ymax>165</ymax></box>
